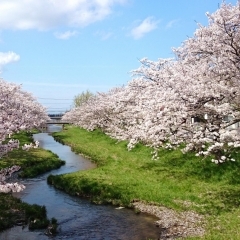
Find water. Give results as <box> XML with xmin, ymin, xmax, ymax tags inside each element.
<box><xmin>0</xmin><ymin>125</ymin><xmax>161</xmax><ymax>240</ymax></box>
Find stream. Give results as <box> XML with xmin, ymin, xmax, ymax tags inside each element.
<box><xmin>0</xmin><ymin>125</ymin><xmax>161</xmax><ymax>240</ymax></box>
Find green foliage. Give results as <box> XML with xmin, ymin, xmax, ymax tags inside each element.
<box><xmin>0</xmin><ymin>193</ymin><xmax>52</xmax><ymax>231</ymax></box>
<box><xmin>46</xmin><ymin>218</ymin><xmax>58</xmax><ymax>235</ymax></box>
<box><xmin>0</xmin><ymin>131</ymin><xmax>65</xmax><ymax>177</ymax></box>
<box><xmin>24</xmin><ymin>204</ymin><xmax>49</xmax><ymax>230</ymax></box>
<box><xmin>0</xmin><ymin>130</ymin><xmax>62</xmax><ymax>232</ymax></box>
<box><xmin>51</xmin><ymin>125</ymin><xmax>240</xmax><ymax>239</ymax></box>
<box><xmin>73</xmin><ymin>90</ymin><xmax>94</xmax><ymax>108</ymax></box>
<box><xmin>19</xmin><ymin>157</ymin><xmax>65</xmax><ymax>178</ymax></box>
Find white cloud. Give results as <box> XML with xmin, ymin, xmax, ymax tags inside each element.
<box><xmin>95</xmin><ymin>30</ymin><xmax>113</xmax><ymax>40</ymax></box>
<box><xmin>0</xmin><ymin>0</ymin><xmax>127</xmax><ymax>30</ymax></box>
<box><xmin>166</xmin><ymin>19</ymin><xmax>180</xmax><ymax>29</ymax></box>
<box><xmin>0</xmin><ymin>52</ymin><xmax>20</xmax><ymax>71</ymax></box>
<box><xmin>131</xmin><ymin>17</ymin><xmax>159</xmax><ymax>39</ymax></box>
<box><xmin>54</xmin><ymin>30</ymin><xmax>78</xmax><ymax>40</ymax></box>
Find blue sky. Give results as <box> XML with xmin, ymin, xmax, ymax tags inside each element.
<box><xmin>0</xmin><ymin>0</ymin><xmax>237</xmax><ymax>113</ymax></box>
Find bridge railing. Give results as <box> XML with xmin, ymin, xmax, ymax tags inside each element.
<box><xmin>46</xmin><ymin>119</ymin><xmax>70</xmax><ymax>124</ymax></box>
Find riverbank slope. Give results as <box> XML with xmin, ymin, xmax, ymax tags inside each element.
<box><xmin>49</xmin><ymin>125</ymin><xmax>240</xmax><ymax>239</ymax></box>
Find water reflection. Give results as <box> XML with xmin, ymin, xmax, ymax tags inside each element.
<box><xmin>0</xmin><ymin>125</ymin><xmax>160</xmax><ymax>240</ymax></box>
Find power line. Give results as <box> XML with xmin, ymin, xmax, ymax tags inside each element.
<box><xmin>41</xmin><ymin>103</ymin><xmax>72</xmax><ymax>104</ymax></box>
<box><xmin>47</xmin><ymin>110</ymin><xmax>69</xmax><ymax>112</ymax></box>
<box><xmin>37</xmin><ymin>97</ymin><xmax>73</xmax><ymax>100</ymax></box>
<box><xmin>46</xmin><ymin>107</ymin><xmax>71</xmax><ymax>109</ymax></box>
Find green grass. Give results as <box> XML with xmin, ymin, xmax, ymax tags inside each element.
<box><xmin>0</xmin><ymin>193</ymin><xmax>58</xmax><ymax>233</ymax></box>
<box><xmin>0</xmin><ymin>131</ymin><xmax>65</xmax><ymax>177</ymax></box>
<box><xmin>0</xmin><ymin>193</ymin><xmax>46</xmax><ymax>230</ymax></box>
<box><xmin>49</xmin><ymin>125</ymin><xmax>240</xmax><ymax>239</ymax></box>
<box><xmin>0</xmin><ymin>130</ymin><xmax>63</xmax><ymax>232</ymax></box>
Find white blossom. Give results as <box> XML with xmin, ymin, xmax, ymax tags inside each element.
<box><xmin>0</xmin><ymin>79</ymin><xmax>49</xmax><ymax>192</ymax></box>
<box><xmin>62</xmin><ymin>2</ymin><xmax>240</xmax><ymax>164</ymax></box>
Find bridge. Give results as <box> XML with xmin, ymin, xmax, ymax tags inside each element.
<box><xmin>48</xmin><ymin>113</ymin><xmax>64</xmax><ymax>120</ymax></box>
<box><xmin>46</xmin><ymin>120</ymin><xmax>70</xmax><ymax>124</ymax></box>
<box><xmin>46</xmin><ymin>113</ymin><xmax>70</xmax><ymax>124</ymax></box>
<box><xmin>40</xmin><ymin>114</ymin><xmax>71</xmax><ymax>128</ymax></box>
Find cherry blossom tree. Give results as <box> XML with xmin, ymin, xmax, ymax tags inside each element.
<box><xmin>63</xmin><ymin>1</ymin><xmax>240</xmax><ymax>164</ymax></box>
<box><xmin>0</xmin><ymin>79</ymin><xmax>49</xmax><ymax>192</ymax></box>
<box><xmin>170</xmin><ymin>1</ymin><xmax>240</xmax><ymax>162</ymax></box>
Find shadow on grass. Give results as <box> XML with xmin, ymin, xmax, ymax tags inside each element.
<box><xmin>218</xmin><ymin>187</ymin><xmax>240</xmax><ymax>209</ymax></box>
<box><xmin>139</xmin><ymin>148</ymin><xmax>240</xmax><ymax>184</ymax></box>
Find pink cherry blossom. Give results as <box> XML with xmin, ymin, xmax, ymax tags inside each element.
<box><xmin>63</xmin><ymin>2</ymin><xmax>240</xmax><ymax>163</ymax></box>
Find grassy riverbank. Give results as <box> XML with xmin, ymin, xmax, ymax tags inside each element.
<box><xmin>0</xmin><ymin>193</ymin><xmax>57</xmax><ymax>233</ymax></box>
<box><xmin>49</xmin><ymin>125</ymin><xmax>240</xmax><ymax>239</ymax></box>
<box><xmin>0</xmin><ymin>131</ymin><xmax>64</xmax><ymax>232</ymax></box>
<box><xmin>1</xmin><ymin>131</ymin><xmax>65</xmax><ymax>177</ymax></box>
